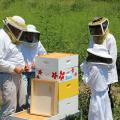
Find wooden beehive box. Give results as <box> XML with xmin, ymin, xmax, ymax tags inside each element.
<box><xmin>58</xmin><ymin>79</ymin><xmax>79</xmax><ymax>100</ymax></box>
<box><xmin>30</xmin><ymin>79</ymin><xmax>58</xmax><ymax>116</ymax></box>
<box><xmin>35</xmin><ymin>53</ymin><xmax>78</xmax><ymax>82</ymax></box>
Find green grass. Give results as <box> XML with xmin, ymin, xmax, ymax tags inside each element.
<box><xmin>0</xmin><ymin>0</ymin><xmax>120</xmax><ymax>119</ymax></box>
<box><xmin>0</xmin><ymin>0</ymin><xmax>120</xmax><ymax>56</ymax></box>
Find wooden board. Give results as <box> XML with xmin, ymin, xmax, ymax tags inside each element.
<box><xmin>30</xmin><ymin>79</ymin><xmax>58</xmax><ymax>116</ymax></box>
<box><xmin>10</xmin><ymin>110</ymin><xmax>67</xmax><ymax>120</ymax></box>
<box><xmin>38</xmin><ymin>52</ymin><xmax>78</xmax><ymax>59</ymax></box>
<box><xmin>12</xmin><ymin>111</ymin><xmax>48</xmax><ymax>120</ymax></box>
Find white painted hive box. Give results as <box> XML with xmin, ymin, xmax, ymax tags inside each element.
<box><xmin>35</xmin><ymin>53</ymin><xmax>78</xmax><ymax>82</ymax></box>
<box><xmin>59</xmin><ymin>95</ymin><xmax>79</xmax><ymax>115</ymax></box>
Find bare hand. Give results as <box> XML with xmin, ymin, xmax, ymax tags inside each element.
<box><xmin>14</xmin><ymin>66</ymin><xmax>24</xmax><ymax>74</ymax></box>
<box><xmin>31</xmin><ymin>61</ymin><xmax>36</xmax><ymax>69</ymax></box>
<box><xmin>24</xmin><ymin>64</ymin><xmax>31</xmax><ymax>72</ymax></box>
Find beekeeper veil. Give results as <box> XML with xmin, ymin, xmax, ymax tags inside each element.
<box><xmin>3</xmin><ymin>16</ymin><xmax>27</xmax><ymax>44</ymax></box>
<box><xmin>88</xmin><ymin>17</ymin><xmax>109</xmax><ymax>44</ymax></box>
<box><xmin>21</xmin><ymin>24</ymin><xmax>40</xmax><ymax>47</ymax></box>
<box><xmin>80</xmin><ymin>44</ymin><xmax>113</xmax><ymax>85</ymax></box>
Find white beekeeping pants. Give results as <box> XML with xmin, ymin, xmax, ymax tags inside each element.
<box><xmin>0</xmin><ymin>73</ymin><xmax>21</xmax><ymax>120</ymax></box>
<box><xmin>19</xmin><ymin>74</ymin><xmax>27</xmax><ymax>107</ymax></box>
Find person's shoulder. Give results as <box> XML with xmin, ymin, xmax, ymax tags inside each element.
<box><xmin>38</xmin><ymin>41</ymin><xmax>42</xmax><ymax>45</ymax></box>
<box><xmin>0</xmin><ymin>29</ymin><xmax>12</xmax><ymax>43</ymax></box>
<box><xmin>107</xmin><ymin>33</ymin><xmax>115</xmax><ymax>39</ymax></box>
<box><xmin>0</xmin><ymin>29</ymin><xmax>8</xmax><ymax>38</ymax></box>
<box><xmin>0</xmin><ymin>29</ymin><xmax>6</xmax><ymax>40</ymax></box>
<box><xmin>37</xmin><ymin>41</ymin><xmax>44</xmax><ymax>47</ymax></box>
<box><xmin>106</xmin><ymin>33</ymin><xmax>116</xmax><ymax>44</ymax></box>
<box><xmin>0</xmin><ymin>29</ymin><xmax>5</xmax><ymax>35</ymax></box>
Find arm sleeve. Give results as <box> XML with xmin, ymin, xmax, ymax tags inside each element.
<box><xmin>107</xmin><ymin>35</ymin><xmax>117</xmax><ymax>65</ymax></box>
<box><xmin>38</xmin><ymin>41</ymin><xmax>47</xmax><ymax>55</ymax></box>
<box><xmin>80</xmin><ymin>61</ymin><xmax>95</xmax><ymax>85</ymax></box>
<box><xmin>87</xmin><ymin>66</ymin><xmax>99</xmax><ymax>88</ymax></box>
<box><xmin>0</xmin><ymin>38</ymin><xmax>15</xmax><ymax>73</ymax></box>
<box><xmin>87</xmin><ymin>66</ymin><xmax>108</xmax><ymax>91</ymax></box>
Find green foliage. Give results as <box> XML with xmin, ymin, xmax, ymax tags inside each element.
<box><xmin>0</xmin><ymin>0</ymin><xmax>120</xmax><ymax>54</ymax></box>
<box><xmin>117</xmin><ymin>52</ymin><xmax>120</xmax><ymax>81</ymax></box>
<box><xmin>92</xmin><ymin>0</ymin><xmax>120</xmax><ymax>2</ymax></box>
<box><xmin>78</xmin><ymin>92</ymin><xmax>90</xmax><ymax>120</ymax></box>
<box><xmin>0</xmin><ymin>0</ymin><xmax>15</xmax><ymax>9</ymax></box>
<box><xmin>65</xmin><ymin>112</ymin><xmax>82</xmax><ymax>120</ymax></box>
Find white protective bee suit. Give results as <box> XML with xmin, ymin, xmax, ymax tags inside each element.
<box><xmin>17</xmin><ymin>24</ymin><xmax>47</xmax><ymax>108</ymax></box>
<box><xmin>80</xmin><ymin>44</ymin><xmax>113</xmax><ymax>120</ymax></box>
<box><xmin>0</xmin><ymin>16</ymin><xmax>25</xmax><ymax>120</ymax></box>
<box><xmin>0</xmin><ymin>29</ymin><xmax>25</xmax><ymax>119</ymax></box>
<box><xmin>89</xmin><ymin>33</ymin><xmax>118</xmax><ymax>84</ymax></box>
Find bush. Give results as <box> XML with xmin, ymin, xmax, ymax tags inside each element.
<box><xmin>116</xmin><ymin>52</ymin><xmax>120</xmax><ymax>81</ymax></box>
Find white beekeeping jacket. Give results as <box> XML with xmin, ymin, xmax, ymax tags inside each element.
<box><xmin>0</xmin><ymin>29</ymin><xmax>25</xmax><ymax>73</ymax></box>
<box><xmin>17</xmin><ymin>41</ymin><xmax>47</xmax><ymax>71</ymax></box>
<box><xmin>80</xmin><ymin>61</ymin><xmax>113</xmax><ymax>120</ymax></box>
<box><xmin>80</xmin><ymin>61</ymin><xmax>108</xmax><ymax>91</ymax></box>
<box><xmin>89</xmin><ymin>33</ymin><xmax>118</xmax><ymax>84</ymax></box>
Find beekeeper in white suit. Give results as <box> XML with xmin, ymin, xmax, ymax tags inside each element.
<box><xmin>81</xmin><ymin>44</ymin><xmax>113</xmax><ymax>120</ymax></box>
<box><xmin>88</xmin><ymin>17</ymin><xmax>118</xmax><ymax>108</ymax></box>
<box><xmin>17</xmin><ymin>24</ymin><xmax>47</xmax><ymax>110</ymax></box>
<box><xmin>0</xmin><ymin>16</ymin><xmax>26</xmax><ymax>120</ymax></box>
<box><xmin>88</xmin><ymin>17</ymin><xmax>118</xmax><ymax>84</ymax></box>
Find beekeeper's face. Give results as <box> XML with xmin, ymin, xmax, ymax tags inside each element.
<box><xmin>88</xmin><ymin>18</ymin><xmax>109</xmax><ymax>36</ymax></box>
<box><xmin>19</xmin><ymin>31</ymin><xmax>40</xmax><ymax>43</ymax></box>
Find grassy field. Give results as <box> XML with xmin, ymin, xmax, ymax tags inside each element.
<box><xmin>0</xmin><ymin>0</ymin><xmax>120</xmax><ymax>55</ymax></box>
<box><xmin>0</xmin><ymin>0</ymin><xmax>120</xmax><ymax>119</ymax></box>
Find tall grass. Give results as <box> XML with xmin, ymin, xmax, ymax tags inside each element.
<box><xmin>0</xmin><ymin>0</ymin><xmax>120</xmax><ymax>119</ymax></box>
<box><xmin>0</xmin><ymin>0</ymin><xmax>120</xmax><ymax>58</ymax></box>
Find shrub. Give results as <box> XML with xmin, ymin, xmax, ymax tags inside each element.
<box><xmin>116</xmin><ymin>52</ymin><xmax>120</xmax><ymax>81</ymax></box>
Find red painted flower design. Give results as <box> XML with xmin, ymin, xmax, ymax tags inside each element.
<box><xmin>36</xmin><ymin>75</ymin><xmax>40</xmax><ymax>79</ymax></box>
<box><xmin>52</xmin><ymin>72</ymin><xmax>58</xmax><ymax>79</ymax></box>
<box><xmin>38</xmin><ymin>69</ymin><xmax>42</xmax><ymax>75</ymax></box>
<box><xmin>71</xmin><ymin>67</ymin><xmax>74</xmax><ymax>73</ymax></box>
<box><xmin>59</xmin><ymin>71</ymin><xmax>65</xmax><ymax>80</ymax></box>
<box><xmin>74</xmin><ymin>72</ymin><xmax>77</xmax><ymax>76</ymax></box>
